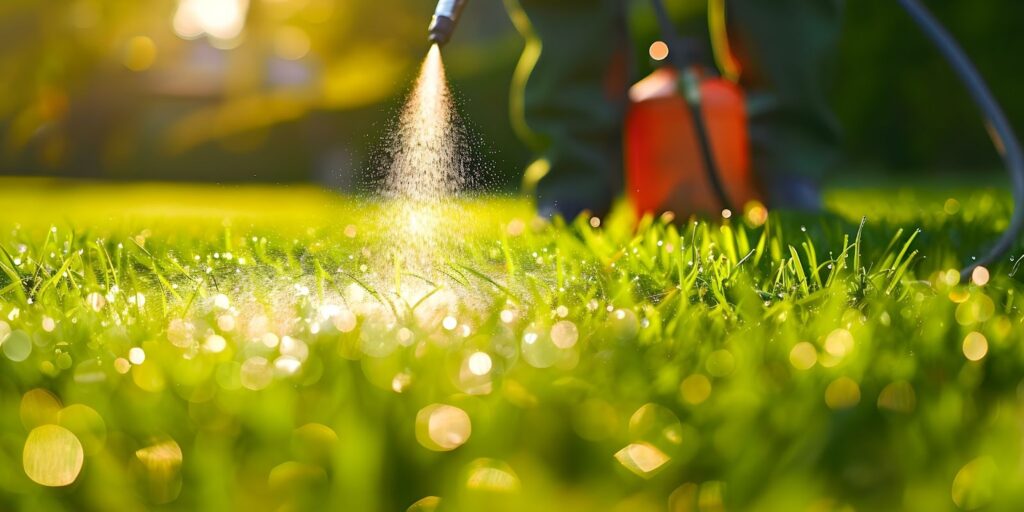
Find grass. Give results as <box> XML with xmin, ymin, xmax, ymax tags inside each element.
<box><xmin>0</xmin><ymin>178</ymin><xmax>1021</xmax><ymax>511</ymax></box>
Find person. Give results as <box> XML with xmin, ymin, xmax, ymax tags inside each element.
<box><xmin>503</xmin><ymin>0</ymin><xmax>844</xmax><ymax>218</ymax></box>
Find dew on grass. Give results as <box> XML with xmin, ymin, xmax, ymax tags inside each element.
<box><xmin>23</xmin><ymin>425</ymin><xmax>84</xmax><ymax>487</ymax></box>
<box><xmin>416</xmin><ymin>404</ymin><xmax>471</xmax><ymax>451</ymax></box>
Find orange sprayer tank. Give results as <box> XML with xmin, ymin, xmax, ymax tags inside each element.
<box><xmin>625</xmin><ymin>67</ymin><xmax>759</xmax><ymax>218</ymax></box>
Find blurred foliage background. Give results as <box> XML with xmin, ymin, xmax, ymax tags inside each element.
<box><xmin>0</xmin><ymin>0</ymin><xmax>1022</xmax><ymax>187</ymax></box>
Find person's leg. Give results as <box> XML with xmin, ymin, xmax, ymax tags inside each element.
<box><xmin>725</xmin><ymin>0</ymin><xmax>844</xmax><ymax>210</ymax></box>
<box><xmin>504</xmin><ymin>0</ymin><xmax>629</xmax><ymax>219</ymax></box>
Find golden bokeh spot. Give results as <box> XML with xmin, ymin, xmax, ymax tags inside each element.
<box><xmin>274</xmin><ymin>26</ymin><xmax>312</xmax><ymax>61</ymax></box>
<box><xmin>745</xmin><ymin>201</ymin><xmax>769</xmax><ymax>227</ymax></box>
<box><xmin>789</xmin><ymin>342</ymin><xmax>818</xmax><ymax>370</ymax></box>
<box><xmin>20</xmin><ymin>388</ymin><xmax>62</xmax><ymax>430</ymax></box>
<box><xmin>136</xmin><ymin>438</ymin><xmax>184</xmax><ymax>504</ymax></box>
<box><xmin>952</xmin><ymin>457</ymin><xmax>997</xmax><ymax>510</ymax></box>
<box><xmin>962</xmin><ymin>331</ymin><xmax>989</xmax><ymax>361</ymax></box>
<box><xmin>23</xmin><ymin>425</ymin><xmax>84</xmax><ymax>487</ymax></box>
<box><xmin>680</xmin><ymin>374</ymin><xmax>712</xmax><ymax>405</ymax></box>
<box><xmin>464</xmin><ymin>458</ymin><xmax>520</xmax><ymax>493</ymax></box>
<box><xmin>825</xmin><ymin>377</ymin><xmax>861</xmax><ymax>410</ymax></box>
<box><xmin>614</xmin><ymin>442</ymin><xmax>670</xmax><ymax>478</ymax></box>
<box><xmin>971</xmin><ymin>266</ymin><xmax>990</xmax><ymax>287</ymax></box>
<box><xmin>132</xmin><ymin>361</ymin><xmax>167</xmax><ymax>392</ymax></box>
<box><xmin>407</xmin><ymin>496</ymin><xmax>442</xmax><ymax>512</ymax></box>
<box><xmin>877</xmin><ymin>381</ymin><xmax>916</xmax><ymax>413</ymax></box>
<box><xmin>956</xmin><ymin>293</ymin><xmax>995</xmax><ymax>326</ymax></box>
<box><xmin>649</xmin><ymin>41</ymin><xmax>670</xmax><ymax>61</ymax></box>
<box><xmin>57</xmin><ymin>404</ymin><xmax>107</xmax><ymax>456</ymax></box>
<box><xmin>123</xmin><ymin>36</ymin><xmax>157</xmax><ymax>72</ymax></box>
<box><xmin>268</xmin><ymin>461</ymin><xmax>327</xmax><ymax>493</ymax></box>
<box><xmin>824</xmin><ymin>328</ymin><xmax>855</xmax><ymax>358</ymax></box>
<box><xmin>629</xmin><ymin>403</ymin><xmax>683</xmax><ymax>450</ymax></box>
<box><xmin>416</xmin><ymin>404</ymin><xmax>471</xmax><ymax>451</ymax></box>
<box><xmin>550</xmin><ymin>320</ymin><xmax>579</xmax><ymax>349</ymax></box>
<box><xmin>706</xmin><ymin>349</ymin><xmax>735</xmax><ymax>377</ymax></box>
<box><xmin>944</xmin><ymin>198</ymin><xmax>961</xmax><ymax>215</ymax></box>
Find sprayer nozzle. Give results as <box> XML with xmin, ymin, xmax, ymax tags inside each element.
<box><xmin>428</xmin><ymin>0</ymin><xmax>467</xmax><ymax>46</ymax></box>
<box><xmin>428</xmin><ymin>15</ymin><xmax>456</xmax><ymax>45</ymax></box>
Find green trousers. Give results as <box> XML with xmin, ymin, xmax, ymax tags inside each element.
<box><xmin>505</xmin><ymin>0</ymin><xmax>844</xmax><ymax>214</ymax></box>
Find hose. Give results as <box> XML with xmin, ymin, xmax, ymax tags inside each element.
<box><xmin>897</xmin><ymin>0</ymin><xmax>1024</xmax><ymax>280</ymax></box>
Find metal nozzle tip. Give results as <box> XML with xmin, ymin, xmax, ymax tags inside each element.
<box><xmin>428</xmin><ymin>15</ymin><xmax>455</xmax><ymax>46</ymax></box>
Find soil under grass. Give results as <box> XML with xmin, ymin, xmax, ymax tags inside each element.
<box><xmin>0</xmin><ymin>178</ymin><xmax>1021</xmax><ymax>511</ymax></box>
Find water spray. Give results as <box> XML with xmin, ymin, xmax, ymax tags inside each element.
<box><xmin>428</xmin><ymin>0</ymin><xmax>468</xmax><ymax>46</ymax></box>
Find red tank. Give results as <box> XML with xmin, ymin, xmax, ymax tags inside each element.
<box><xmin>625</xmin><ymin>67</ymin><xmax>759</xmax><ymax>218</ymax></box>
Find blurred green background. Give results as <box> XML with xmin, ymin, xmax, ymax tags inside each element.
<box><xmin>1</xmin><ymin>0</ymin><xmax>1022</xmax><ymax>188</ymax></box>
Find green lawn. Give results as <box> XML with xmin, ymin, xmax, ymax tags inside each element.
<box><xmin>0</xmin><ymin>178</ymin><xmax>1021</xmax><ymax>511</ymax></box>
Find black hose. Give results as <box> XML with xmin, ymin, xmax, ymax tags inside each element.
<box><xmin>898</xmin><ymin>0</ymin><xmax>1024</xmax><ymax>280</ymax></box>
<box><xmin>649</xmin><ymin>0</ymin><xmax>734</xmax><ymax>212</ymax></box>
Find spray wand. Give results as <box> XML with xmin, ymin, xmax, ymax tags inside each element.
<box><xmin>428</xmin><ymin>0</ymin><xmax>468</xmax><ymax>46</ymax></box>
